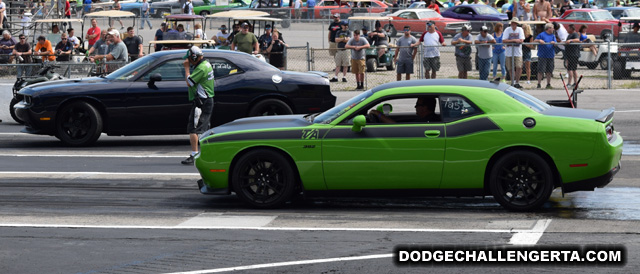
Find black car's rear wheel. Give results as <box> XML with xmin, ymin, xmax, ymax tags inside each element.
<box><xmin>489</xmin><ymin>151</ymin><xmax>554</xmax><ymax>211</ymax></box>
<box><xmin>9</xmin><ymin>97</ymin><xmax>24</xmax><ymax>124</ymax></box>
<box><xmin>231</xmin><ymin>149</ymin><xmax>296</xmax><ymax>208</ymax></box>
<box><xmin>248</xmin><ymin>99</ymin><xmax>293</xmax><ymax>116</ymax></box>
<box><xmin>56</xmin><ymin>101</ymin><xmax>103</xmax><ymax>146</ymax></box>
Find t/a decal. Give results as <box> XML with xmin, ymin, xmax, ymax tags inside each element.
<box><xmin>301</xmin><ymin>129</ymin><xmax>319</xmax><ymax>140</ymax></box>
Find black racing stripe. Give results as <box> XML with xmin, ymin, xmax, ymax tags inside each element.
<box><xmin>206</xmin><ymin>129</ymin><xmax>329</xmax><ymax>143</ymax></box>
<box><xmin>324</xmin><ymin>126</ymin><xmax>445</xmax><ymax>139</ymax></box>
<box><xmin>445</xmin><ymin>117</ymin><xmax>501</xmax><ymax>138</ymax></box>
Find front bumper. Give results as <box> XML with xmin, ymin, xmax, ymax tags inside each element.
<box><xmin>197</xmin><ymin>179</ymin><xmax>229</xmax><ymax>195</ymax></box>
<box><xmin>563</xmin><ymin>163</ymin><xmax>621</xmax><ymax>193</ymax></box>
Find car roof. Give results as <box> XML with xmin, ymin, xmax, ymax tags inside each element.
<box><xmin>150</xmin><ymin>49</ymin><xmax>251</xmax><ymax>58</ymax></box>
<box><xmin>371</xmin><ymin>79</ymin><xmax>509</xmax><ymax>93</ymax></box>
<box><xmin>604</xmin><ymin>7</ymin><xmax>638</xmax><ymax>10</ymax></box>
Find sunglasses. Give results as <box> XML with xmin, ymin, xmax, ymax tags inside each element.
<box><xmin>19</xmin><ymin>37</ymin><xmax>26</xmax><ymax>40</ymax></box>
<box><xmin>61</xmin><ymin>38</ymin><xmax>67</xmax><ymax>40</ymax></box>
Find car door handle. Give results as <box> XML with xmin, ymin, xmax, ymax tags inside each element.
<box><xmin>424</xmin><ymin>130</ymin><xmax>440</xmax><ymax>138</ymax></box>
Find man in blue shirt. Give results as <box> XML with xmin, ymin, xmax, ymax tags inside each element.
<box><xmin>83</xmin><ymin>0</ymin><xmax>92</xmax><ymax>16</ymax></box>
<box><xmin>535</xmin><ymin>23</ymin><xmax>556</xmax><ymax>89</ymax></box>
<box><xmin>307</xmin><ymin>0</ymin><xmax>316</xmax><ymax>20</ymax></box>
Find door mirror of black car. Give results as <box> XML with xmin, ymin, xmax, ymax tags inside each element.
<box><xmin>150</xmin><ymin>73</ymin><xmax>162</xmax><ymax>82</ymax></box>
<box><xmin>352</xmin><ymin>115</ymin><xmax>366</xmax><ymax>132</ymax></box>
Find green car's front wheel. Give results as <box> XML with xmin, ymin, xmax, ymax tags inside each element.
<box><xmin>231</xmin><ymin>149</ymin><xmax>296</xmax><ymax>208</ymax></box>
<box><xmin>489</xmin><ymin>151</ymin><xmax>554</xmax><ymax>211</ymax></box>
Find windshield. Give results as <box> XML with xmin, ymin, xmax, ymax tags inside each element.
<box><xmin>418</xmin><ymin>10</ymin><xmax>442</xmax><ymax>18</ymax></box>
<box><xmin>591</xmin><ymin>10</ymin><xmax>615</xmax><ymax>21</ymax></box>
<box><xmin>313</xmin><ymin>90</ymin><xmax>373</xmax><ymax>124</ymax></box>
<box><xmin>408</xmin><ymin>3</ymin><xmax>424</xmax><ymax>9</ymax></box>
<box><xmin>503</xmin><ymin>87</ymin><xmax>550</xmax><ymax>112</ymax></box>
<box><xmin>476</xmin><ymin>6</ymin><xmax>500</xmax><ymax>15</ymax></box>
<box><xmin>626</xmin><ymin>9</ymin><xmax>640</xmax><ymax>17</ymax></box>
<box><xmin>105</xmin><ymin>55</ymin><xmax>158</xmax><ymax>80</ymax></box>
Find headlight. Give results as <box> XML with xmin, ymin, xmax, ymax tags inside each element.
<box><xmin>23</xmin><ymin>95</ymin><xmax>32</xmax><ymax>105</ymax></box>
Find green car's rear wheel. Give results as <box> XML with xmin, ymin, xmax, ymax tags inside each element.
<box><xmin>489</xmin><ymin>151</ymin><xmax>554</xmax><ymax>211</ymax></box>
<box><xmin>232</xmin><ymin>149</ymin><xmax>295</xmax><ymax>208</ymax></box>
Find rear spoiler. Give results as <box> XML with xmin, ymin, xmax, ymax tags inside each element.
<box><xmin>595</xmin><ymin>107</ymin><xmax>615</xmax><ymax>123</ymax></box>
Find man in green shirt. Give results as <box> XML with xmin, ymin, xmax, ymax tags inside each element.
<box><xmin>182</xmin><ymin>46</ymin><xmax>215</xmax><ymax>165</ymax></box>
<box><xmin>231</xmin><ymin>22</ymin><xmax>258</xmax><ymax>55</ymax></box>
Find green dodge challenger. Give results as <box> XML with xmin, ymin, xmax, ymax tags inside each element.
<box><xmin>195</xmin><ymin>80</ymin><xmax>622</xmax><ymax>211</ymax></box>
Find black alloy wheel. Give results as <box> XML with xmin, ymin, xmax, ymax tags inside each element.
<box><xmin>9</xmin><ymin>97</ymin><xmax>24</xmax><ymax>124</ymax></box>
<box><xmin>56</xmin><ymin>101</ymin><xmax>103</xmax><ymax>146</ymax></box>
<box><xmin>231</xmin><ymin>149</ymin><xmax>296</xmax><ymax>208</ymax></box>
<box><xmin>248</xmin><ymin>99</ymin><xmax>293</xmax><ymax>116</ymax></box>
<box><xmin>489</xmin><ymin>151</ymin><xmax>554</xmax><ymax>211</ymax></box>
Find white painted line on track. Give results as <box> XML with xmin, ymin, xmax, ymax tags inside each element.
<box><xmin>616</xmin><ymin>110</ymin><xmax>640</xmax><ymax>113</ymax></box>
<box><xmin>0</xmin><ymin>153</ymin><xmax>184</xmax><ymax>158</ymax></box>
<box><xmin>508</xmin><ymin>219</ymin><xmax>552</xmax><ymax>245</ymax></box>
<box><xmin>0</xmin><ymin>171</ymin><xmax>200</xmax><ymax>180</ymax></box>
<box><xmin>162</xmin><ymin>254</ymin><xmax>394</xmax><ymax>274</ymax></box>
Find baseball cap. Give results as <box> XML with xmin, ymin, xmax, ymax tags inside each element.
<box><xmin>509</xmin><ymin>17</ymin><xmax>519</xmax><ymax>24</ymax></box>
<box><xmin>340</xmin><ymin>20</ymin><xmax>348</xmax><ymax>26</ymax></box>
<box><xmin>362</xmin><ymin>26</ymin><xmax>369</xmax><ymax>31</ymax></box>
<box><xmin>218</xmin><ymin>24</ymin><xmax>227</xmax><ymax>30</ymax></box>
<box><xmin>107</xmin><ymin>29</ymin><xmax>120</xmax><ymax>37</ymax></box>
<box><xmin>481</xmin><ymin>25</ymin><xmax>488</xmax><ymax>32</ymax></box>
<box><xmin>24</xmin><ymin>12</ymin><xmax>32</xmax><ymax>16</ymax></box>
<box><xmin>241</xmin><ymin>22</ymin><xmax>250</xmax><ymax>28</ymax></box>
<box><xmin>426</xmin><ymin>21</ymin><xmax>434</xmax><ymax>26</ymax></box>
<box><xmin>333</xmin><ymin>13</ymin><xmax>340</xmax><ymax>18</ymax></box>
<box><xmin>461</xmin><ymin>25</ymin><xmax>470</xmax><ymax>31</ymax></box>
<box><xmin>183</xmin><ymin>46</ymin><xmax>203</xmax><ymax>60</ymax></box>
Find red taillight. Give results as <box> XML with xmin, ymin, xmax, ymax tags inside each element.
<box><xmin>606</xmin><ymin>124</ymin><xmax>614</xmax><ymax>141</ymax></box>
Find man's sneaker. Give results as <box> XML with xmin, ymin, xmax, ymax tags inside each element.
<box><xmin>342</xmin><ymin>78</ymin><xmax>347</xmax><ymax>82</ymax></box>
<box><xmin>536</xmin><ymin>83</ymin><xmax>541</xmax><ymax>89</ymax></box>
<box><xmin>566</xmin><ymin>83</ymin><xmax>573</xmax><ymax>89</ymax></box>
<box><xmin>526</xmin><ymin>80</ymin><xmax>531</xmax><ymax>84</ymax></box>
<box><xmin>329</xmin><ymin>77</ymin><xmax>338</xmax><ymax>82</ymax></box>
<box><xmin>181</xmin><ymin>155</ymin><xmax>195</xmax><ymax>165</ymax></box>
<box><xmin>513</xmin><ymin>83</ymin><xmax>523</xmax><ymax>89</ymax></box>
<box><xmin>546</xmin><ymin>84</ymin><xmax>553</xmax><ymax>89</ymax></box>
<box><xmin>355</xmin><ymin>85</ymin><xmax>363</xmax><ymax>90</ymax></box>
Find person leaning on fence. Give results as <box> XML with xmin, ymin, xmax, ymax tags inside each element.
<box><xmin>413</xmin><ymin>21</ymin><xmax>445</xmax><ymax>79</ymax></box>
<box><xmin>565</xmin><ymin>24</ymin><xmax>581</xmax><ymax>88</ymax></box>
<box><xmin>475</xmin><ymin>26</ymin><xmax>496</xmax><ymax>81</ymax></box>
<box><xmin>328</xmin><ymin>14</ymin><xmax>341</xmax><ymax>57</ymax></box>
<box><xmin>34</xmin><ymin>36</ymin><xmax>55</xmax><ymax>62</ymax></box>
<box><xmin>0</xmin><ymin>31</ymin><xmax>16</xmax><ymax>64</ymax></box>
<box><xmin>307</xmin><ymin>0</ymin><xmax>316</xmax><ymax>20</ymax></box>
<box><xmin>553</xmin><ymin>22</ymin><xmax>568</xmax><ymax>56</ymax></box>
<box><xmin>452</xmin><ymin>25</ymin><xmax>473</xmax><ymax>79</ymax></box>
<box><xmin>140</xmin><ymin>0</ymin><xmax>153</xmax><ymax>30</ymax></box>
<box><xmin>331</xmin><ymin>21</ymin><xmax>351</xmax><ymax>83</ymax></box>
<box><xmin>54</xmin><ymin>33</ymin><xmax>73</xmax><ymax>62</ymax></box>
<box><xmin>181</xmin><ymin>46</ymin><xmax>215</xmax><ymax>165</ymax></box>
<box><xmin>369</xmin><ymin>21</ymin><xmax>389</xmax><ymax>59</ymax></box>
<box><xmin>67</xmin><ymin>28</ymin><xmax>81</xmax><ymax>52</ymax></box>
<box><xmin>13</xmin><ymin>34</ymin><xmax>32</xmax><ymax>77</ymax></box>
<box><xmin>231</xmin><ymin>22</ymin><xmax>259</xmax><ymax>55</ymax></box>
<box><xmin>503</xmin><ymin>18</ymin><xmax>524</xmax><ymax>88</ymax></box>
<box><xmin>522</xmin><ymin>23</ymin><xmax>535</xmax><ymax>85</ymax></box>
<box><xmin>89</xmin><ymin>29</ymin><xmax>128</xmax><ymax>72</ymax></box>
<box><xmin>394</xmin><ymin>26</ymin><xmax>417</xmax><ymax>81</ymax></box>
<box><xmin>87</xmin><ymin>29</ymin><xmax>109</xmax><ymax>56</ymax></box>
<box><xmin>124</xmin><ymin>27</ymin><xmax>143</xmax><ymax>61</ymax></box>
<box><xmin>535</xmin><ymin>23</ymin><xmax>557</xmax><ymax>89</ymax></box>
<box><xmin>267</xmin><ymin>30</ymin><xmax>288</xmax><ymax>70</ymax></box>
<box><xmin>294</xmin><ymin>0</ymin><xmax>303</xmax><ymax>22</ymax></box>
<box><xmin>345</xmin><ymin>29</ymin><xmax>370</xmax><ymax>90</ymax></box>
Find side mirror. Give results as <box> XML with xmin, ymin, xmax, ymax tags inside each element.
<box><xmin>468</xmin><ymin>12</ymin><xmax>473</xmax><ymax>15</ymax></box>
<box><xmin>352</xmin><ymin>115</ymin><xmax>366</xmax><ymax>132</ymax></box>
<box><xmin>376</xmin><ymin>103</ymin><xmax>393</xmax><ymax>115</ymax></box>
<box><xmin>150</xmin><ymin>73</ymin><xmax>162</xmax><ymax>82</ymax></box>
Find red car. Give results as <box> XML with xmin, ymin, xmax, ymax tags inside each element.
<box><xmin>550</xmin><ymin>9</ymin><xmax>621</xmax><ymax>39</ymax></box>
<box><xmin>303</xmin><ymin>0</ymin><xmax>388</xmax><ymax>19</ymax></box>
<box><xmin>387</xmin><ymin>8</ymin><xmax>469</xmax><ymax>37</ymax></box>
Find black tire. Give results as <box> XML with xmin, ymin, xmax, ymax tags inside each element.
<box><xmin>366</xmin><ymin>58</ymin><xmax>376</xmax><ymax>72</ymax></box>
<box><xmin>9</xmin><ymin>97</ymin><xmax>24</xmax><ymax>124</ymax></box>
<box><xmin>599</xmin><ymin>56</ymin><xmax>608</xmax><ymax>70</ymax></box>
<box><xmin>55</xmin><ymin>101</ymin><xmax>103</xmax><ymax>146</ymax></box>
<box><xmin>586</xmin><ymin>62</ymin><xmax>598</xmax><ymax>69</ymax></box>
<box><xmin>280</xmin><ymin>19</ymin><xmax>291</xmax><ymax>29</ymax></box>
<box><xmin>489</xmin><ymin>151</ymin><xmax>554</xmax><ymax>211</ymax></box>
<box><xmin>384</xmin><ymin>24</ymin><xmax>397</xmax><ymax>37</ymax></box>
<box><xmin>248</xmin><ymin>99</ymin><xmax>293</xmax><ymax>116</ymax></box>
<box><xmin>600</xmin><ymin>30</ymin><xmax>612</xmax><ymax>40</ymax></box>
<box><xmin>200</xmin><ymin>10</ymin><xmax>210</xmax><ymax>16</ymax></box>
<box><xmin>386</xmin><ymin>60</ymin><xmax>394</xmax><ymax>71</ymax></box>
<box><xmin>231</xmin><ymin>149</ymin><xmax>296</xmax><ymax>208</ymax></box>
<box><xmin>613</xmin><ymin>61</ymin><xmax>626</xmax><ymax>79</ymax></box>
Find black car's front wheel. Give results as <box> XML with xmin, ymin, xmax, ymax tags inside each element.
<box><xmin>489</xmin><ymin>151</ymin><xmax>554</xmax><ymax>211</ymax></box>
<box><xmin>248</xmin><ymin>99</ymin><xmax>293</xmax><ymax>116</ymax></box>
<box><xmin>231</xmin><ymin>149</ymin><xmax>296</xmax><ymax>208</ymax></box>
<box><xmin>9</xmin><ymin>97</ymin><xmax>24</xmax><ymax>124</ymax></box>
<box><xmin>56</xmin><ymin>101</ymin><xmax>103</xmax><ymax>146</ymax></box>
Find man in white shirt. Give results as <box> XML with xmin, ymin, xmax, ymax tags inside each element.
<box><xmin>503</xmin><ymin>18</ymin><xmax>525</xmax><ymax>88</ymax></box>
<box><xmin>183</xmin><ymin>0</ymin><xmax>194</xmax><ymax>31</ymax></box>
<box><xmin>553</xmin><ymin>22</ymin><xmax>568</xmax><ymax>54</ymax></box>
<box><xmin>413</xmin><ymin>21</ymin><xmax>446</xmax><ymax>79</ymax></box>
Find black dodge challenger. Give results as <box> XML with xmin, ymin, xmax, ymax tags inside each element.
<box><xmin>15</xmin><ymin>50</ymin><xmax>336</xmax><ymax>146</ymax></box>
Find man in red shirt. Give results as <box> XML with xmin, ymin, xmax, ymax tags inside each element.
<box><xmin>426</xmin><ymin>0</ymin><xmax>440</xmax><ymax>14</ymax></box>
<box><xmin>64</xmin><ymin>0</ymin><xmax>72</xmax><ymax>30</ymax></box>
<box><xmin>86</xmin><ymin>18</ymin><xmax>100</xmax><ymax>48</ymax></box>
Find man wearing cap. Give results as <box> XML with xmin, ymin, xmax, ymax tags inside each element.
<box><xmin>231</xmin><ymin>22</ymin><xmax>259</xmax><ymax>54</ymax></box>
<box><xmin>181</xmin><ymin>46</ymin><xmax>215</xmax><ymax>165</ymax></box>
<box><xmin>394</xmin><ymin>26</ymin><xmax>418</xmax><ymax>81</ymax></box>
<box><xmin>215</xmin><ymin>25</ymin><xmax>231</xmax><ymax>46</ymax></box>
<box><xmin>258</xmin><ymin>24</ymin><xmax>274</xmax><ymax>54</ymax></box>
<box><xmin>89</xmin><ymin>29</ymin><xmax>128</xmax><ymax>71</ymax></box>
<box><xmin>155</xmin><ymin>23</ymin><xmax>168</xmax><ymax>52</ymax></box>
<box><xmin>345</xmin><ymin>30</ymin><xmax>370</xmax><ymax>90</ymax></box>
<box><xmin>328</xmin><ymin>13</ymin><xmax>341</xmax><ymax>57</ymax></box>
<box><xmin>535</xmin><ymin>23</ymin><xmax>557</xmax><ymax>89</ymax></box>
<box><xmin>13</xmin><ymin>34</ymin><xmax>32</xmax><ymax>78</ymax></box>
<box><xmin>474</xmin><ymin>25</ymin><xmax>496</xmax><ymax>80</ymax></box>
<box><xmin>331</xmin><ymin>21</ymin><xmax>351</xmax><ymax>83</ymax></box>
<box><xmin>452</xmin><ymin>25</ymin><xmax>473</xmax><ymax>79</ymax></box>
<box><xmin>369</xmin><ymin>21</ymin><xmax>389</xmax><ymax>59</ymax></box>
<box><xmin>414</xmin><ymin>20</ymin><xmax>445</xmax><ymax>79</ymax></box>
<box><xmin>34</xmin><ymin>36</ymin><xmax>55</xmax><ymax>62</ymax></box>
<box><xmin>624</xmin><ymin>23</ymin><xmax>640</xmax><ymax>43</ymax></box>
<box><xmin>86</xmin><ymin>19</ymin><xmax>101</xmax><ymax>49</ymax></box>
<box><xmin>503</xmin><ymin>18</ymin><xmax>524</xmax><ymax>88</ymax></box>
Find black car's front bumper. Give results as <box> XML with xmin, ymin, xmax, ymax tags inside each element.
<box><xmin>563</xmin><ymin>163</ymin><xmax>621</xmax><ymax>193</ymax></box>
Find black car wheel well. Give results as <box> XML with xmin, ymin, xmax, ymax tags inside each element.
<box><xmin>228</xmin><ymin>146</ymin><xmax>303</xmax><ymax>194</ymax></box>
<box><xmin>247</xmin><ymin>96</ymin><xmax>296</xmax><ymax>114</ymax></box>
<box><xmin>483</xmin><ymin>146</ymin><xmax>561</xmax><ymax>194</ymax></box>
<box><xmin>57</xmin><ymin>98</ymin><xmax>109</xmax><ymax>132</ymax></box>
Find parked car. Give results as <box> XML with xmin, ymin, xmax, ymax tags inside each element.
<box><xmin>550</xmin><ymin>9</ymin><xmax>623</xmax><ymax>39</ymax></box>
<box><xmin>303</xmin><ymin>0</ymin><xmax>388</xmax><ymax>19</ymax></box>
<box><xmin>14</xmin><ymin>50</ymin><xmax>335</xmax><ymax>146</ymax></box>
<box><xmin>249</xmin><ymin>0</ymin><xmax>292</xmax><ymax>28</ymax></box>
<box><xmin>604</xmin><ymin>6</ymin><xmax>640</xmax><ymax>19</ymax></box>
<box><xmin>441</xmin><ymin>4</ymin><xmax>507</xmax><ymax>32</ymax></box>
<box><xmin>387</xmin><ymin>8</ymin><xmax>469</xmax><ymax>37</ymax></box>
<box><xmin>151</xmin><ymin>0</ymin><xmax>207</xmax><ymax>18</ymax></box>
<box><xmin>194</xmin><ymin>0</ymin><xmax>249</xmax><ymax>16</ymax></box>
<box><xmin>119</xmin><ymin>0</ymin><xmax>151</xmax><ymax>16</ymax></box>
<box><xmin>195</xmin><ymin>79</ymin><xmax>622</xmax><ymax>211</ymax></box>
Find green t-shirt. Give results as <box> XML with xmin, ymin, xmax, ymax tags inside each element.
<box><xmin>233</xmin><ymin>32</ymin><xmax>258</xmax><ymax>54</ymax></box>
<box><xmin>187</xmin><ymin>60</ymin><xmax>215</xmax><ymax>101</ymax></box>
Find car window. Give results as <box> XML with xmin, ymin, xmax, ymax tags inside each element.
<box><xmin>565</xmin><ymin>12</ymin><xmax>579</xmax><ymax>20</ymax></box>
<box><xmin>418</xmin><ymin>10</ymin><xmax>441</xmax><ymax>18</ymax></box>
<box><xmin>141</xmin><ymin>59</ymin><xmax>187</xmax><ymax>81</ymax></box>
<box><xmin>591</xmin><ymin>10</ymin><xmax>615</xmax><ymax>21</ymax></box>
<box><xmin>440</xmin><ymin>95</ymin><xmax>481</xmax><ymax>122</ymax></box>
<box><xmin>398</xmin><ymin>12</ymin><xmax>415</xmax><ymax>19</ymax></box>
<box><xmin>207</xmin><ymin>58</ymin><xmax>242</xmax><ymax>78</ymax></box>
<box><xmin>363</xmin><ymin>96</ymin><xmax>442</xmax><ymax>124</ymax></box>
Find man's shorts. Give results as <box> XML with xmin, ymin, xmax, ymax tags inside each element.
<box><xmin>187</xmin><ymin>97</ymin><xmax>214</xmax><ymax>134</ymax></box>
<box><xmin>505</xmin><ymin>56</ymin><xmax>523</xmax><ymax>72</ymax></box>
<box><xmin>566</xmin><ymin>55</ymin><xmax>578</xmax><ymax>71</ymax></box>
<box><xmin>396</xmin><ymin>59</ymin><xmax>413</xmax><ymax>74</ymax></box>
<box><xmin>351</xmin><ymin>59</ymin><xmax>366</xmax><ymax>74</ymax></box>
<box><xmin>334</xmin><ymin>49</ymin><xmax>350</xmax><ymax>67</ymax></box>
<box><xmin>538</xmin><ymin>57</ymin><xmax>555</xmax><ymax>74</ymax></box>
<box><xmin>329</xmin><ymin>42</ymin><xmax>337</xmax><ymax>56</ymax></box>
<box><xmin>422</xmin><ymin>56</ymin><xmax>440</xmax><ymax>71</ymax></box>
<box><xmin>456</xmin><ymin>56</ymin><xmax>472</xmax><ymax>72</ymax></box>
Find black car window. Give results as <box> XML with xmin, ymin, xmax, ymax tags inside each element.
<box><xmin>207</xmin><ymin>58</ymin><xmax>242</xmax><ymax>78</ymax></box>
<box><xmin>141</xmin><ymin>59</ymin><xmax>188</xmax><ymax>81</ymax></box>
<box><xmin>439</xmin><ymin>95</ymin><xmax>482</xmax><ymax>122</ymax></box>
